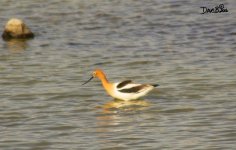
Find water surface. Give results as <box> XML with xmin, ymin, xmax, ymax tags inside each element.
<box><xmin>0</xmin><ymin>0</ymin><xmax>236</xmax><ymax>149</ymax></box>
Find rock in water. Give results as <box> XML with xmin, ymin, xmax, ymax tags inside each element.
<box><xmin>2</xmin><ymin>18</ymin><xmax>34</xmax><ymax>40</ymax></box>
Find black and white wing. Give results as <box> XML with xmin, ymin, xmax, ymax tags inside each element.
<box><xmin>116</xmin><ymin>80</ymin><xmax>149</xmax><ymax>94</ymax></box>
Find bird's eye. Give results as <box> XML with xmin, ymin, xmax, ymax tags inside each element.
<box><xmin>92</xmin><ymin>72</ymin><xmax>96</xmax><ymax>77</ymax></box>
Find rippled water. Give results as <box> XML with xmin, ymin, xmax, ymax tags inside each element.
<box><xmin>0</xmin><ymin>0</ymin><xmax>236</xmax><ymax>149</ymax></box>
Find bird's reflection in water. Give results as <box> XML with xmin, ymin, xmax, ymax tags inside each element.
<box><xmin>98</xmin><ymin>99</ymin><xmax>151</xmax><ymax>113</ymax></box>
<box><xmin>95</xmin><ymin>99</ymin><xmax>151</xmax><ymax>142</ymax></box>
<box><xmin>5</xmin><ymin>39</ymin><xmax>28</xmax><ymax>53</ymax></box>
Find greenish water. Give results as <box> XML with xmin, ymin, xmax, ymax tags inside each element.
<box><xmin>0</xmin><ymin>0</ymin><xmax>236</xmax><ymax>149</ymax></box>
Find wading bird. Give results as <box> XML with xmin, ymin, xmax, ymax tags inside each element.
<box><xmin>82</xmin><ymin>69</ymin><xmax>159</xmax><ymax>101</ymax></box>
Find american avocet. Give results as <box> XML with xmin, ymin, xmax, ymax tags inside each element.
<box><xmin>82</xmin><ymin>69</ymin><xmax>159</xmax><ymax>101</ymax></box>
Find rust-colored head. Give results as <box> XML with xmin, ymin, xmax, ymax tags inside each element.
<box><xmin>92</xmin><ymin>69</ymin><xmax>105</xmax><ymax>79</ymax></box>
<box><xmin>82</xmin><ymin>69</ymin><xmax>106</xmax><ymax>85</ymax></box>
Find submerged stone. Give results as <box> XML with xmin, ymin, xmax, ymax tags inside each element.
<box><xmin>2</xmin><ymin>18</ymin><xmax>34</xmax><ymax>40</ymax></box>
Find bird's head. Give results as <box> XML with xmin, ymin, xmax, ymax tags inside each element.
<box><xmin>82</xmin><ymin>69</ymin><xmax>105</xmax><ymax>85</ymax></box>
